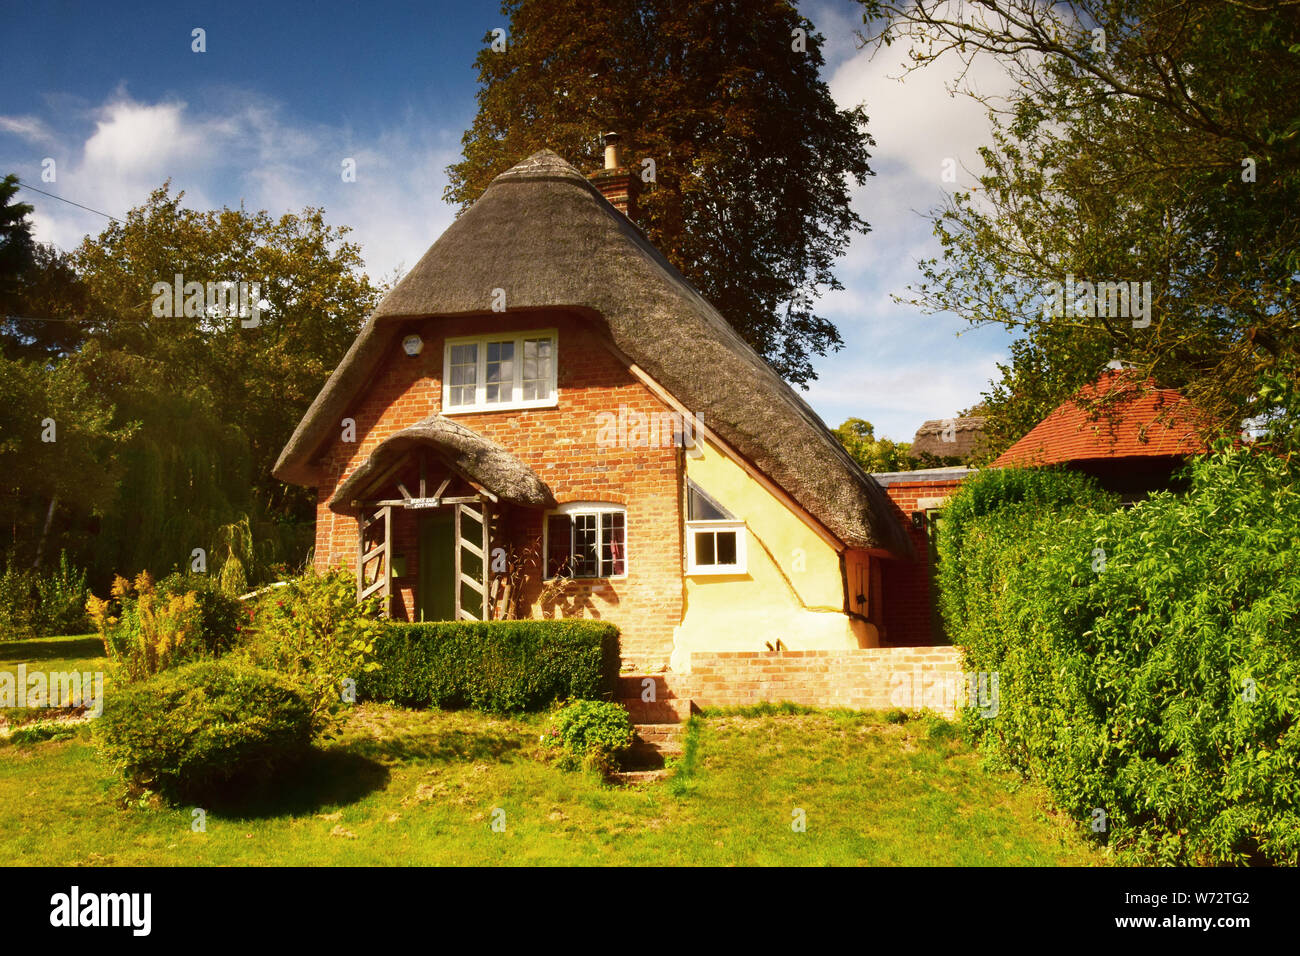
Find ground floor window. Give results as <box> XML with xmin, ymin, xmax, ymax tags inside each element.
<box><xmin>545</xmin><ymin>503</ymin><xmax>626</xmax><ymax>578</ymax></box>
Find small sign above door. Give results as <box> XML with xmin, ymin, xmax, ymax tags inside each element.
<box><xmin>406</xmin><ymin>497</ymin><xmax>441</xmax><ymax>509</ymax></box>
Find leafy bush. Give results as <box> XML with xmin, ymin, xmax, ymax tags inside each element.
<box><xmin>0</xmin><ymin>551</ymin><xmax>89</xmax><ymax>639</ymax></box>
<box><xmin>5</xmin><ymin>722</ymin><xmax>77</xmax><ymax>746</ymax></box>
<box><xmin>94</xmin><ymin>660</ymin><xmax>314</xmax><ymax>800</ymax></box>
<box><xmin>359</xmin><ymin>619</ymin><xmax>620</xmax><ymax>714</ymax></box>
<box><xmin>86</xmin><ymin>571</ymin><xmax>242</xmax><ymax>681</ymax></box>
<box><xmin>542</xmin><ymin>699</ymin><xmax>634</xmax><ymax>774</ymax></box>
<box><xmin>940</xmin><ymin>451</ymin><xmax>1300</xmax><ymax>865</ymax></box>
<box><xmin>239</xmin><ymin>567</ymin><xmax>382</xmax><ymax>730</ymax></box>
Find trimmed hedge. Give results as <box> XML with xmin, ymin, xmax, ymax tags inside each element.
<box><xmin>940</xmin><ymin>454</ymin><xmax>1300</xmax><ymax>865</ymax></box>
<box><xmin>95</xmin><ymin>660</ymin><xmax>315</xmax><ymax>800</ymax></box>
<box><xmin>358</xmin><ymin>620</ymin><xmax>620</xmax><ymax>714</ymax></box>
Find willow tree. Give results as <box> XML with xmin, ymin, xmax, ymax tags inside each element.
<box><xmin>860</xmin><ymin>0</ymin><xmax>1300</xmax><ymax>452</ymax></box>
<box><xmin>446</xmin><ymin>0</ymin><xmax>874</xmax><ymax>387</ymax></box>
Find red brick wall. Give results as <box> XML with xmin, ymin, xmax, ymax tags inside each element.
<box><xmin>669</xmin><ymin>646</ymin><xmax>966</xmax><ymax>716</ymax></box>
<box><xmin>306</xmin><ymin>309</ymin><xmax>684</xmax><ymax>670</ymax></box>
<box><xmin>878</xmin><ymin>479</ymin><xmax>964</xmax><ymax>645</ymax></box>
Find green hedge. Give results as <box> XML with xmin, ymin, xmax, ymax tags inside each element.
<box><xmin>95</xmin><ymin>659</ymin><xmax>315</xmax><ymax>801</ymax></box>
<box><xmin>358</xmin><ymin>620</ymin><xmax>620</xmax><ymax>714</ymax></box>
<box><xmin>940</xmin><ymin>454</ymin><xmax>1300</xmax><ymax>865</ymax></box>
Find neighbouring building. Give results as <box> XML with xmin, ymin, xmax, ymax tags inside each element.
<box><xmin>872</xmin><ymin>368</ymin><xmax>1216</xmax><ymax>646</ymax></box>
<box><xmin>908</xmin><ymin>415</ymin><xmax>987</xmax><ymax>465</ymax></box>
<box><xmin>991</xmin><ymin>368</ymin><xmax>1210</xmax><ymax>500</ymax></box>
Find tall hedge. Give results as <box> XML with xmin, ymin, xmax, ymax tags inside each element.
<box><xmin>939</xmin><ymin>454</ymin><xmax>1300</xmax><ymax>865</ymax></box>
<box><xmin>358</xmin><ymin>620</ymin><xmax>620</xmax><ymax>714</ymax></box>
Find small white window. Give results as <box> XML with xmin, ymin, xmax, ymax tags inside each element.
<box><xmin>686</xmin><ymin>520</ymin><xmax>746</xmax><ymax>575</ymax></box>
<box><xmin>443</xmin><ymin>330</ymin><xmax>558</xmax><ymax>413</ymax></box>
<box><xmin>545</xmin><ymin>503</ymin><xmax>627</xmax><ymax>579</ymax></box>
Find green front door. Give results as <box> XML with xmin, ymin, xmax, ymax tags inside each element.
<box><xmin>418</xmin><ymin>511</ymin><xmax>455</xmax><ymax>622</ymax></box>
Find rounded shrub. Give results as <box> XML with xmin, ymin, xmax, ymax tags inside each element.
<box><xmin>543</xmin><ymin>699</ymin><xmax>634</xmax><ymax>774</ymax></box>
<box><xmin>95</xmin><ymin>659</ymin><xmax>314</xmax><ymax>801</ymax></box>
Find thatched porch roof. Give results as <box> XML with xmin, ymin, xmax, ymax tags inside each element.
<box><xmin>328</xmin><ymin>415</ymin><xmax>555</xmax><ymax>514</ymax></box>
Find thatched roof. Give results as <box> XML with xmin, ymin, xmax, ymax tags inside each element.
<box><xmin>329</xmin><ymin>415</ymin><xmax>555</xmax><ymax>514</ymax></box>
<box><xmin>909</xmin><ymin>416</ymin><xmax>987</xmax><ymax>462</ymax></box>
<box><xmin>274</xmin><ymin>150</ymin><xmax>910</xmax><ymax>556</ymax></box>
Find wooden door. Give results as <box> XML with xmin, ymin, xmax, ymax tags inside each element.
<box><xmin>417</xmin><ymin>510</ymin><xmax>456</xmax><ymax>622</ymax></box>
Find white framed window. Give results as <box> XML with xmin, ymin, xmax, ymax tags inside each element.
<box><xmin>686</xmin><ymin>520</ymin><xmax>747</xmax><ymax>575</ymax></box>
<box><xmin>442</xmin><ymin>329</ymin><xmax>557</xmax><ymax>413</ymax></box>
<box><xmin>544</xmin><ymin>502</ymin><xmax>627</xmax><ymax>579</ymax></box>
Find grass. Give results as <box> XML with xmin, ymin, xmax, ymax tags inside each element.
<box><xmin>0</xmin><ymin>634</ymin><xmax>107</xmax><ymax>729</ymax></box>
<box><xmin>0</xmin><ymin>635</ymin><xmax>1108</xmax><ymax>866</ymax></box>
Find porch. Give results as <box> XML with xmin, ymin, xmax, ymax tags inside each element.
<box><xmin>328</xmin><ymin>416</ymin><xmax>556</xmax><ymax>622</ymax></box>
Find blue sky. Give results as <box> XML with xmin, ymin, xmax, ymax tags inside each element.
<box><xmin>1</xmin><ymin>0</ymin><xmax>1015</xmax><ymax>442</ymax></box>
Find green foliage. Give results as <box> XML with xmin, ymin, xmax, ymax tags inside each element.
<box><xmin>940</xmin><ymin>449</ymin><xmax>1300</xmax><ymax>865</ymax></box>
<box><xmin>0</xmin><ymin>351</ymin><xmax>135</xmax><ymax>577</ymax></box>
<box><xmin>5</xmin><ymin>722</ymin><xmax>77</xmax><ymax>746</ymax></box>
<box><xmin>94</xmin><ymin>659</ymin><xmax>314</xmax><ymax>801</ymax></box>
<box><xmin>832</xmin><ymin>418</ymin><xmax>912</xmax><ymax>473</ymax></box>
<box><xmin>542</xmin><ymin>699</ymin><xmax>634</xmax><ymax>774</ymax></box>
<box><xmin>86</xmin><ymin>571</ymin><xmax>240</xmax><ymax>682</ymax></box>
<box><xmin>868</xmin><ymin>1</ymin><xmax>1300</xmax><ymax>455</ymax></box>
<box><xmin>0</xmin><ymin>551</ymin><xmax>89</xmax><ymax>639</ymax></box>
<box><xmin>239</xmin><ymin>568</ymin><xmax>383</xmax><ymax>731</ymax></box>
<box><xmin>0</xmin><ymin>173</ymin><xmax>35</xmax><ymax>321</ymax></box>
<box><xmin>1</xmin><ymin>181</ymin><xmax>373</xmax><ymax>593</ymax></box>
<box><xmin>447</xmin><ymin>0</ymin><xmax>872</xmax><ymax>386</ymax></box>
<box><xmin>359</xmin><ymin>619</ymin><xmax>620</xmax><ymax>715</ymax></box>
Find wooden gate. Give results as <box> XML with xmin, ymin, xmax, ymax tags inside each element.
<box><xmin>454</xmin><ymin>501</ymin><xmax>491</xmax><ymax>621</ymax></box>
<box><xmin>357</xmin><ymin>504</ymin><xmax>393</xmax><ymax>615</ymax></box>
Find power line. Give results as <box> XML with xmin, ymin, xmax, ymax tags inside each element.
<box><xmin>14</xmin><ymin>179</ymin><xmax>123</xmax><ymax>223</ymax></box>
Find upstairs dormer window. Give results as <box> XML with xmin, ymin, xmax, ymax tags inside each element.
<box><xmin>443</xmin><ymin>330</ymin><xmax>558</xmax><ymax>413</ymax></box>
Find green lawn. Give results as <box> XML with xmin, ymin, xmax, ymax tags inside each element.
<box><xmin>0</xmin><ymin>636</ymin><xmax>1107</xmax><ymax>866</ymax></box>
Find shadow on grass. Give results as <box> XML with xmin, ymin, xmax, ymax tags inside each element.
<box><xmin>0</xmin><ymin>637</ymin><xmax>104</xmax><ymax>665</ymax></box>
<box><xmin>200</xmin><ymin>747</ymin><xmax>391</xmax><ymax>820</ymax></box>
<box><xmin>198</xmin><ymin>721</ymin><xmax>523</xmax><ymax>820</ymax></box>
<box><xmin>344</xmin><ymin>724</ymin><xmax>525</xmax><ymax>765</ymax></box>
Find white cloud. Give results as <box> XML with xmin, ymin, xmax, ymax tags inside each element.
<box><xmin>793</xmin><ymin>3</ymin><xmax>1022</xmax><ymax>440</ymax></box>
<box><xmin>0</xmin><ymin>115</ymin><xmax>58</xmax><ymax>145</ymax></box>
<box><xmin>9</xmin><ymin>90</ymin><xmax>455</xmax><ymax>285</ymax></box>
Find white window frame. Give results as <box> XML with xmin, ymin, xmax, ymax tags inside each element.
<box><xmin>543</xmin><ymin>502</ymin><xmax>628</xmax><ymax>580</ymax></box>
<box><xmin>685</xmin><ymin>519</ymin><xmax>747</xmax><ymax>575</ymax></box>
<box><xmin>442</xmin><ymin>329</ymin><xmax>558</xmax><ymax>414</ymax></box>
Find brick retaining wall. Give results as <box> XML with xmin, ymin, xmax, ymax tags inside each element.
<box><xmin>669</xmin><ymin>645</ymin><xmax>969</xmax><ymax>717</ymax></box>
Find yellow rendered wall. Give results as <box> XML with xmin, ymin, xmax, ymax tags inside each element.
<box><xmin>670</xmin><ymin>438</ymin><xmax>878</xmax><ymax>671</ymax></box>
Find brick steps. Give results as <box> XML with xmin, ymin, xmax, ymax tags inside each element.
<box><xmin>612</xmin><ymin>768</ymin><xmax>670</xmax><ymax>785</ymax></box>
<box><xmin>616</xmin><ymin>676</ymin><xmax>695</xmax><ymax>779</ymax></box>
<box><xmin>618</xmin><ymin>697</ymin><xmax>695</xmax><ymax>724</ymax></box>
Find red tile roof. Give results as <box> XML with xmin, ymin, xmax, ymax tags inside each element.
<box><xmin>993</xmin><ymin>370</ymin><xmax>1211</xmax><ymax>468</ymax></box>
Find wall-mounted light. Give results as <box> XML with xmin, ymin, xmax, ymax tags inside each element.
<box><xmin>401</xmin><ymin>334</ymin><xmax>423</xmax><ymax>357</ymax></box>
<box><xmin>911</xmin><ymin>511</ymin><xmax>926</xmax><ymax>529</ymax></box>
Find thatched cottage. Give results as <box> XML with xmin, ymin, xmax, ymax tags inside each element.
<box><xmin>273</xmin><ymin>146</ymin><xmax>917</xmax><ymax>674</ymax></box>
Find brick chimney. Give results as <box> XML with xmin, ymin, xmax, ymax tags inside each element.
<box><xmin>588</xmin><ymin>131</ymin><xmax>638</xmax><ymax>221</ymax></box>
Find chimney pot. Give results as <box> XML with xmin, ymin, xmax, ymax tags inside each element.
<box><xmin>590</xmin><ymin>131</ymin><xmax>637</xmax><ymax>221</ymax></box>
<box><xmin>603</xmin><ymin>131</ymin><xmax>623</xmax><ymax>170</ymax></box>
